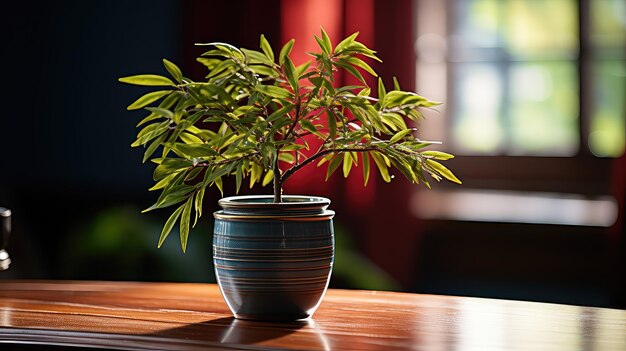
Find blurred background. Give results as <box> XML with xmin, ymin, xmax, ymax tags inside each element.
<box><xmin>0</xmin><ymin>0</ymin><xmax>624</xmax><ymax>309</ymax></box>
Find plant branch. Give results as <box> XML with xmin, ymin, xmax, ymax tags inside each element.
<box><xmin>284</xmin><ymin>96</ymin><xmax>301</xmax><ymax>140</ymax></box>
<box><xmin>280</xmin><ymin>146</ymin><xmax>379</xmax><ymax>184</ymax></box>
<box><xmin>295</xmin><ymin>117</ymin><xmax>360</xmax><ymax>138</ymax></box>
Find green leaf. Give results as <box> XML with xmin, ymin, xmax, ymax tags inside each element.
<box><xmin>155</xmin><ymin>185</ymin><xmax>195</xmax><ymax>209</ymax></box>
<box><xmin>317</xmin><ymin>152</ymin><xmax>335</xmax><ymax>167</ymax></box>
<box><xmin>196</xmin><ymin>57</ymin><xmax>221</xmax><ymax>69</ymax></box>
<box><xmin>197</xmin><ymin>42</ymin><xmax>243</xmax><ymax>58</ymax></box>
<box><xmin>235</xmin><ymin>163</ymin><xmax>243</xmax><ymax>194</ymax></box>
<box><xmin>421</xmin><ymin>151</ymin><xmax>455</xmax><ymax>160</ymax></box>
<box><xmin>343</xmin><ymin>41</ymin><xmax>381</xmax><ymax>62</ymax></box>
<box><xmin>255</xmin><ymin>84</ymin><xmax>292</xmax><ymax>99</ymax></box>
<box><xmin>194</xmin><ymin>187</ymin><xmax>205</xmax><ymax>226</ymax></box>
<box><xmin>309</xmin><ymin>76</ymin><xmax>336</xmax><ymax>95</ymax></box>
<box><xmin>327</xmin><ymin>108</ymin><xmax>337</xmax><ymax>139</ymax></box>
<box><xmin>163</xmin><ymin>59</ymin><xmax>183</xmax><ymax>83</ymax></box>
<box><xmin>260</xmin><ymin>143</ymin><xmax>277</xmax><ymax>169</ymax></box>
<box><xmin>362</xmin><ymin>152</ymin><xmax>371</xmax><ymax>186</ymax></box>
<box><xmin>377</xmin><ymin>78</ymin><xmax>386</xmax><ymax>100</ymax></box>
<box><xmin>419</xmin><ymin>99</ymin><xmax>441</xmax><ymax>108</ymax></box>
<box><xmin>153</xmin><ymin>159</ymin><xmax>190</xmax><ymax>181</ymax></box>
<box><xmin>127</xmin><ymin>90</ymin><xmax>171</xmax><ymax>110</ymax></box>
<box><xmin>299</xmin><ymin>119</ymin><xmax>325</xmax><ymax>138</ymax></box>
<box><xmin>278</xmin><ymin>152</ymin><xmax>295</xmax><ymax>164</ymax></box>
<box><xmin>179</xmin><ymin>196</ymin><xmax>193</xmax><ymax>252</ymax></box>
<box><xmin>281</xmin><ymin>144</ymin><xmax>307</xmax><ymax>151</ymax></box>
<box><xmin>180</xmin><ymin>131</ymin><xmax>204</xmax><ymax>145</ymax></box>
<box><xmin>119</xmin><ymin>74</ymin><xmax>174</xmax><ymax>86</ymax></box>
<box><xmin>296</xmin><ymin>61</ymin><xmax>311</xmax><ymax>77</ymax></box>
<box><xmin>383</xmin><ymin>113</ymin><xmax>408</xmax><ymax>130</ymax></box>
<box><xmin>262</xmin><ymin>169</ymin><xmax>274</xmax><ymax>186</ymax></box>
<box><xmin>393</xmin><ymin>77</ymin><xmax>401</xmax><ymax>90</ymax></box>
<box><xmin>335</xmin><ymin>32</ymin><xmax>359</xmax><ymax>54</ymax></box>
<box><xmin>334</xmin><ymin>60</ymin><xmax>366</xmax><ymax>85</ymax></box>
<box><xmin>267</xmin><ymin>103</ymin><xmax>294</xmax><ymax>122</ymax></box>
<box><xmin>249</xmin><ymin>162</ymin><xmax>262</xmax><ymax>188</ymax></box>
<box><xmin>184</xmin><ymin>167</ymin><xmax>204</xmax><ymax>182</ymax></box>
<box><xmin>336</xmin><ymin>85</ymin><xmax>364</xmax><ymax>94</ymax></box>
<box><xmin>241</xmin><ymin>48</ymin><xmax>274</xmax><ymax>66</ymax></box>
<box><xmin>145</xmin><ymin>107</ymin><xmax>174</xmax><ymax>119</ymax></box>
<box><xmin>279</xmin><ymin>39</ymin><xmax>295</xmax><ymax>66</ymax></box>
<box><xmin>343</xmin><ymin>56</ymin><xmax>377</xmax><ymax>77</ymax></box>
<box><xmin>133</xmin><ymin>121</ymin><xmax>169</xmax><ymax>147</ymax></box>
<box><xmin>320</xmin><ymin>27</ymin><xmax>333</xmax><ymax>55</ymax></box>
<box><xmin>218</xmin><ymin>122</ymin><xmax>229</xmax><ymax>137</ymax></box>
<box><xmin>143</xmin><ymin>133</ymin><xmax>167</xmax><ymax>163</ymax></box>
<box><xmin>284</xmin><ymin>57</ymin><xmax>299</xmax><ymax>93</ymax></box>
<box><xmin>425</xmin><ymin>159</ymin><xmax>462</xmax><ymax>184</ymax></box>
<box><xmin>158</xmin><ymin>204</ymin><xmax>184</xmax><ymax>248</ymax></box>
<box><xmin>382</xmin><ymin>113</ymin><xmax>408</xmax><ymax>131</ymax></box>
<box><xmin>372</xmin><ymin>152</ymin><xmax>391</xmax><ymax>182</ymax></box>
<box><xmin>260</xmin><ymin>34</ymin><xmax>275</xmax><ymax>62</ymax></box>
<box><xmin>342</xmin><ymin>152</ymin><xmax>353</xmax><ymax>178</ymax></box>
<box><xmin>149</xmin><ymin>172</ymin><xmax>178</xmax><ymax>191</ymax></box>
<box><xmin>388</xmin><ymin>153</ymin><xmax>417</xmax><ymax>184</ymax></box>
<box><xmin>172</xmin><ymin>143</ymin><xmax>219</xmax><ymax>157</ymax></box>
<box><xmin>137</xmin><ymin>92</ymin><xmax>181</xmax><ymax>126</ymax></box>
<box><xmin>249</xmin><ymin>64</ymin><xmax>276</xmax><ymax>76</ymax></box>
<box><xmin>390</xmin><ymin>129</ymin><xmax>413</xmax><ymax>144</ymax></box>
<box><xmin>214</xmin><ymin>176</ymin><xmax>224</xmax><ymax>197</ymax></box>
<box><xmin>314</xmin><ymin>36</ymin><xmax>329</xmax><ymax>56</ymax></box>
<box><xmin>325</xmin><ymin>154</ymin><xmax>343</xmax><ymax>181</ymax></box>
<box><xmin>206</xmin><ymin>59</ymin><xmax>237</xmax><ymax>79</ymax></box>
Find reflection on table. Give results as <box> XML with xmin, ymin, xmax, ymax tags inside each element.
<box><xmin>0</xmin><ymin>281</ymin><xmax>624</xmax><ymax>350</ymax></box>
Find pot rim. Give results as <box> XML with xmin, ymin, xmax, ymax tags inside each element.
<box><xmin>218</xmin><ymin>195</ymin><xmax>330</xmax><ymax>209</ymax></box>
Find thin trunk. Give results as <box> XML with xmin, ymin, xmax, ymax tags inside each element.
<box><xmin>272</xmin><ymin>158</ymin><xmax>282</xmax><ymax>203</ymax></box>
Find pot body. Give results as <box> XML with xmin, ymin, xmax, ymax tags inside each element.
<box><xmin>213</xmin><ymin>195</ymin><xmax>335</xmax><ymax>321</ymax></box>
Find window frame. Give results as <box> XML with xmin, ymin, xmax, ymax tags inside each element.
<box><xmin>414</xmin><ymin>0</ymin><xmax>620</xmax><ymax>198</ymax></box>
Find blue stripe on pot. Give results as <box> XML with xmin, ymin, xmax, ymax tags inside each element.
<box><xmin>213</xmin><ymin>195</ymin><xmax>335</xmax><ymax>321</ymax></box>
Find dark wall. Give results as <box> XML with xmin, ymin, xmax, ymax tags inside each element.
<box><xmin>1</xmin><ymin>0</ymin><xmax>180</xmax><ymax>190</ymax></box>
<box><xmin>0</xmin><ymin>0</ymin><xmax>185</xmax><ymax>279</ymax></box>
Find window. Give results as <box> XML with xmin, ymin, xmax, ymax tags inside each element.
<box><xmin>413</xmin><ymin>0</ymin><xmax>625</xmax><ymax>225</ymax></box>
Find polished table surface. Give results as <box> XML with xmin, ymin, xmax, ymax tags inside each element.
<box><xmin>0</xmin><ymin>281</ymin><xmax>624</xmax><ymax>350</ymax></box>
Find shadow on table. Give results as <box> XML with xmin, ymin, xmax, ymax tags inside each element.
<box><xmin>150</xmin><ymin>317</ymin><xmax>330</xmax><ymax>349</ymax></box>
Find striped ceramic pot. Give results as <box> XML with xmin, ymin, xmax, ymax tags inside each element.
<box><xmin>213</xmin><ymin>195</ymin><xmax>335</xmax><ymax>321</ymax></box>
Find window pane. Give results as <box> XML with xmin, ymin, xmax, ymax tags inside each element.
<box><xmin>506</xmin><ymin>0</ymin><xmax>578</xmax><ymax>58</ymax></box>
<box><xmin>452</xmin><ymin>63</ymin><xmax>504</xmax><ymax>153</ymax></box>
<box><xmin>589</xmin><ymin>60</ymin><xmax>626</xmax><ymax>157</ymax></box>
<box><xmin>509</xmin><ymin>62</ymin><xmax>579</xmax><ymax>156</ymax></box>
<box><xmin>453</xmin><ymin>0</ymin><xmax>500</xmax><ymax>49</ymax></box>
<box><xmin>432</xmin><ymin>0</ymin><xmax>622</xmax><ymax>157</ymax></box>
<box><xmin>591</xmin><ymin>0</ymin><xmax>626</xmax><ymax>49</ymax></box>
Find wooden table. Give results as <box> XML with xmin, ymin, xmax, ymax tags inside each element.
<box><xmin>0</xmin><ymin>281</ymin><xmax>624</xmax><ymax>350</ymax></box>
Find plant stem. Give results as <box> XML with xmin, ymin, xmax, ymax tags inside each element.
<box><xmin>273</xmin><ymin>156</ymin><xmax>282</xmax><ymax>203</ymax></box>
<box><xmin>284</xmin><ymin>97</ymin><xmax>301</xmax><ymax>140</ymax></box>
<box><xmin>273</xmin><ymin>95</ymin><xmax>301</xmax><ymax>203</ymax></box>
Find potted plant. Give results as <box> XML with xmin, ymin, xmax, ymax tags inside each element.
<box><xmin>120</xmin><ymin>29</ymin><xmax>460</xmax><ymax>321</ymax></box>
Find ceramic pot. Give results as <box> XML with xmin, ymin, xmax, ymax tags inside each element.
<box><xmin>213</xmin><ymin>195</ymin><xmax>335</xmax><ymax>321</ymax></box>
